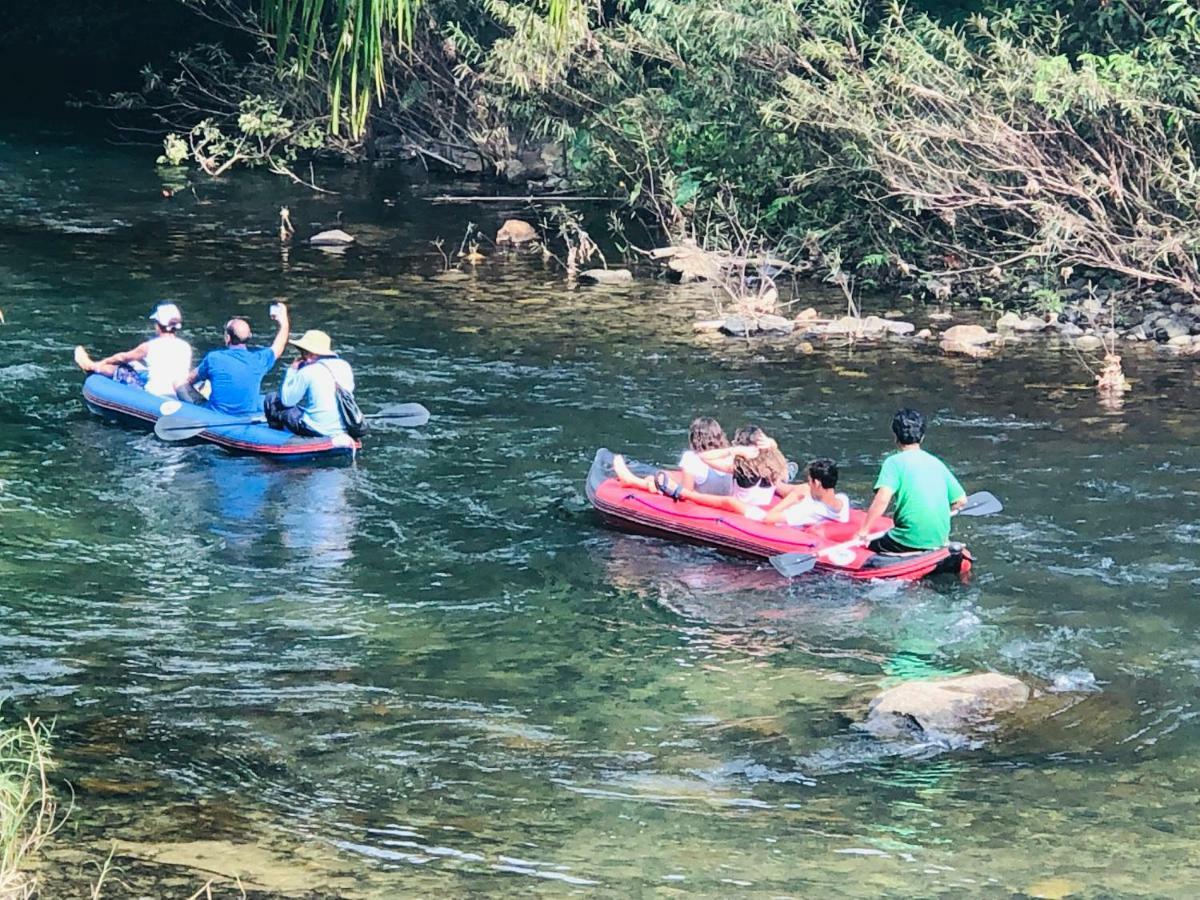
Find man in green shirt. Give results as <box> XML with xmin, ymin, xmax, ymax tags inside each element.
<box><xmin>855</xmin><ymin>408</ymin><xmax>967</xmax><ymax>552</ymax></box>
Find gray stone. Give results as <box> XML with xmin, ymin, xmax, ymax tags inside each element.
<box><xmin>1075</xmin><ymin>335</ymin><xmax>1103</xmax><ymax>352</ymax></box>
<box><xmin>1156</xmin><ymin>318</ymin><xmax>1190</xmax><ymax>342</ymax></box>
<box><xmin>309</xmin><ymin>228</ymin><xmax>355</xmax><ymax>246</ymax></box>
<box><xmin>578</xmin><ymin>268</ymin><xmax>633</xmax><ymax>285</ymax></box>
<box><xmin>1055</xmin><ymin>322</ymin><xmax>1084</xmax><ymax>338</ymax></box>
<box><xmin>719</xmin><ymin>314</ymin><xmax>794</xmax><ymax>337</ymax></box>
<box><xmin>1014</xmin><ymin>316</ymin><xmax>1049</xmax><ymax>332</ymax></box>
<box><xmin>995</xmin><ymin>311</ymin><xmax>1022</xmax><ymax>331</ymax></box>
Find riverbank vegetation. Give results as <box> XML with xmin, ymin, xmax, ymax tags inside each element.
<box><xmin>0</xmin><ymin>717</ymin><xmax>56</xmax><ymax>898</ymax></box>
<box><xmin>111</xmin><ymin>0</ymin><xmax>1200</xmax><ymax>307</ymax></box>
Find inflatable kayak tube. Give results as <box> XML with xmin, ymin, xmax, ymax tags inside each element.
<box><xmin>586</xmin><ymin>449</ymin><xmax>970</xmax><ymax>581</ymax></box>
<box><xmin>82</xmin><ymin>374</ymin><xmax>360</xmax><ymax>461</ymax></box>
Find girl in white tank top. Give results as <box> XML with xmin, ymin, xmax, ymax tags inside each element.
<box><xmin>141</xmin><ymin>333</ymin><xmax>193</xmax><ymax>397</ymax></box>
<box><xmin>73</xmin><ymin>302</ymin><xmax>192</xmax><ymax>398</ymax></box>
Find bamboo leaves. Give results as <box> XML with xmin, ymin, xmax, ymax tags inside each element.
<box><xmin>263</xmin><ymin>0</ymin><xmax>580</xmax><ymax>138</ymax></box>
<box><xmin>262</xmin><ymin>0</ymin><xmax>423</xmax><ymax>137</ymax></box>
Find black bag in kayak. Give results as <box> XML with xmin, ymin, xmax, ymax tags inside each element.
<box><xmin>320</xmin><ymin>362</ymin><xmax>368</xmax><ymax>439</ymax></box>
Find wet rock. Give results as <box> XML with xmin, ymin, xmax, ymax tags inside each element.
<box><xmin>1154</xmin><ymin>318</ymin><xmax>1190</xmax><ymax>342</ymax></box>
<box><xmin>808</xmin><ymin>315</ymin><xmax>913</xmax><ymax>338</ymax></box>
<box><xmin>495</xmin><ymin>219</ymin><xmax>538</xmax><ymax>245</ymax></box>
<box><xmin>1074</xmin><ymin>335</ymin><xmax>1103</xmax><ymax>352</ymax></box>
<box><xmin>856</xmin><ymin>673</ymin><xmax>1032</xmax><ymax>740</ymax></box>
<box><xmin>1055</xmin><ymin>321</ymin><xmax>1084</xmax><ymax>338</ymax></box>
<box><xmin>720</xmin><ymin>314</ymin><xmax>794</xmax><ymax>336</ymax></box>
<box><xmin>939</xmin><ymin>324</ymin><xmax>998</xmax><ymax>356</ymax></box>
<box><xmin>693</xmin><ymin>319</ymin><xmax>725</xmax><ymax>333</ymax></box>
<box><xmin>578</xmin><ymin>268</ymin><xmax>633</xmax><ymax>285</ymax></box>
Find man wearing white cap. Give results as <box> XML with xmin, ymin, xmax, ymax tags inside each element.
<box><xmin>74</xmin><ymin>302</ymin><xmax>193</xmax><ymax>398</ymax></box>
<box><xmin>264</xmin><ymin>329</ymin><xmax>355</xmax><ymax>437</ymax></box>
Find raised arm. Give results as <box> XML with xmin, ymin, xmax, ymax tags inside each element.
<box><xmin>269</xmin><ymin>304</ymin><xmax>290</xmax><ymax>363</ymax></box>
<box><xmin>696</xmin><ymin>444</ymin><xmax>757</xmax><ymax>473</ymax></box>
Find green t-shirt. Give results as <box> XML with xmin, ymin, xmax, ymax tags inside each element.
<box><xmin>875</xmin><ymin>448</ymin><xmax>966</xmax><ymax>549</ymax></box>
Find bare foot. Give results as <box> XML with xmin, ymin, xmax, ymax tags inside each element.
<box><xmin>73</xmin><ymin>346</ymin><xmax>95</xmax><ymax>372</ymax></box>
<box><xmin>612</xmin><ymin>454</ymin><xmax>656</xmax><ymax>492</ymax></box>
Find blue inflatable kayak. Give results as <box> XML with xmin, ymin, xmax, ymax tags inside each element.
<box><xmin>81</xmin><ymin>374</ymin><xmax>360</xmax><ymax>461</ymax></box>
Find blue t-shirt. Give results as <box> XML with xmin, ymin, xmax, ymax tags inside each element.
<box><xmin>196</xmin><ymin>346</ymin><xmax>277</xmax><ymax>417</ymax></box>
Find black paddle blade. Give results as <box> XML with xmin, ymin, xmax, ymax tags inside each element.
<box><xmin>769</xmin><ymin>552</ymin><xmax>818</xmax><ymax>578</ymax></box>
<box><xmin>957</xmin><ymin>491</ymin><xmax>1003</xmax><ymax>517</ymax></box>
<box><xmin>371</xmin><ymin>402</ymin><xmax>430</xmax><ymax>428</ymax></box>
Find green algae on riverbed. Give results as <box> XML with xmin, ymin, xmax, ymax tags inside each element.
<box><xmin>3</xmin><ymin>124</ymin><xmax>1200</xmax><ymax>896</ymax></box>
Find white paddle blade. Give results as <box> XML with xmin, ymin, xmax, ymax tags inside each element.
<box><xmin>958</xmin><ymin>491</ymin><xmax>1003</xmax><ymax>517</ymax></box>
<box><xmin>769</xmin><ymin>552</ymin><xmax>818</xmax><ymax>578</ymax></box>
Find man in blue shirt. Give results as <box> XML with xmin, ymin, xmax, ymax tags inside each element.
<box><xmin>187</xmin><ymin>305</ymin><xmax>290</xmax><ymax>417</ymax></box>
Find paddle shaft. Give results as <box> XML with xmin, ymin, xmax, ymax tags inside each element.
<box><xmin>158</xmin><ymin>410</ymin><xmax>427</xmax><ymax>432</ymax></box>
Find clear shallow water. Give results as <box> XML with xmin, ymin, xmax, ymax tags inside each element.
<box><xmin>3</xmin><ymin>124</ymin><xmax>1200</xmax><ymax>896</ymax></box>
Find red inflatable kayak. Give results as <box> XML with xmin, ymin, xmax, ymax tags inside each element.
<box><xmin>586</xmin><ymin>449</ymin><xmax>971</xmax><ymax>581</ymax></box>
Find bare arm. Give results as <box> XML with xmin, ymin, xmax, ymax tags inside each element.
<box><xmin>696</xmin><ymin>445</ymin><xmax>756</xmax><ymax>473</ymax></box>
<box><xmin>950</xmin><ymin>494</ymin><xmax>968</xmax><ymax>513</ymax></box>
<box><xmin>269</xmin><ymin>305</ymin><xmax>290</xmax><ymax>362</ymax></box>
<box><xmin>763</xmin><ymin>484</ymin><xmax>810</xmax><ymax>524</ymax></box>
<box><xmin>855</xmin><ymin>486</ymin><xmax>894</xmax><ymax>541</ymax></box>
<box><xmin>95</xmin><ymin>342</ymin><xmax>150</xmax><ymax>368</ymax></box>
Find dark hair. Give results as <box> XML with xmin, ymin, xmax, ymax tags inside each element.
<box><xmin>161</xmin><ymin>318</ymin><xmax>182</xmax><ymax>334</ymax></box>
<box><xmin>806</xmin><ymin>458</ymin><xmax>838</xmax><ymax>489</ymax></box>
<box><xmin>731</xmin><ymin>425</ymin><xmax>788</xmax><ymax>488</ymax></box>
<box><xmin>688</xmin><ymin>416</ymin><xmax>729</xmax><ymax>452</ymax></box>
<box><xmin>891</xmin><ymin>408</ymin><xmax>926</xmax><ymax>445</ymax></box>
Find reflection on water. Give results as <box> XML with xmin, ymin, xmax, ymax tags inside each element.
<box><xmin>3</xmin><ymin>124</ymin><xmax>1200</xmax><ymax>894</ymax></box>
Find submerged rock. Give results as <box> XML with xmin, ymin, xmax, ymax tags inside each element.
<box><xmin>856</xmin><ymin>672</ymin><xmax>1031</xmax><ymax>740</ymax></box>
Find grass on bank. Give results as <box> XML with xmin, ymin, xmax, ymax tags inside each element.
<box><xmin>0</xmin><ymin>717</ymin><xmax>56</xmax><ymax>900</ymax></box>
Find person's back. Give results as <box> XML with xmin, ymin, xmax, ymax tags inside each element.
<box><xmin>192</xmin><ymin>311</ymin><xmax>289</xmax><ymax>418</ymax></box>
<box><xmin>199</xmin><ymin>345</ymin><xmax>277</xmax><ymax>417</ymax></box>
<box><xmin>142</xmin><ymin>333</ymin><xmax>192</xmax><ymax>397</ymax></box>
<box><xmin>877</xmin><ymin>447</ymin><xmax>962</xmax><ymax>549</ymax></box>
<box><xmin>282</xmin><ymin>356</ymin><xmax>355</xmax><ymax>436</ymax></box>
<box><xmin>856</xmin><ymin>408</ymin><xmax>967</xmax><ymax>552</ymax></box>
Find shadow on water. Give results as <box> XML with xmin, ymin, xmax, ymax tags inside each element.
<box><xmin>2</xmin><ymin>123</ymin><xmax>1200</xmax><ymax>894</ymax></box>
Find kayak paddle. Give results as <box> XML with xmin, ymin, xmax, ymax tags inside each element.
<box><xmin>769</xmin><ymin>490</ymin><xmax>1004</xmax><ymax>578</ymax></box>
<box><xmin>154</xmin><ymin>402</ymin><xmax>431</xmax><ymax>441</ymax></box>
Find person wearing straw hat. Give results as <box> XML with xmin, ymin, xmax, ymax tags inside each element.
<box><xmin>74</xmin><ymin>302</ymin><xmax>193</xmax><ymax>399</ymax></box>
<box><xmin>264</xmin><ymin>329</ymin><xmax>355</xmax><ymax>437</ymax></box>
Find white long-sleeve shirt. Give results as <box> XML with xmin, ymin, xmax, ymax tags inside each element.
<box><xmin>279</xmin><ymin>357</ymin><xmax>356</xmax><ymax>436</ymax></box>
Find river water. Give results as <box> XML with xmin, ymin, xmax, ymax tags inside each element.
<box><xmin>3</xmin><ymin>123</ymin><xmax>1200</xmax><ymax>897</ymax></box>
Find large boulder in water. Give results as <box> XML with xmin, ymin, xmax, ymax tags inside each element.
<box><xmin>856</xmin><ymin>673</ymin><xmax>1032</xmax><ymax>740</ymax></box>
<box><xmin>496</xmin><ymin>219</ymin><xmax>538</xmax><ymax>245</ymax></box>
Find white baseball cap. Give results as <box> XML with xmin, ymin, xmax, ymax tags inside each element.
<box><xmin>148</xmin><ymin>302</ymin><xmax>183</xmax><ymax>327</ymax></box>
